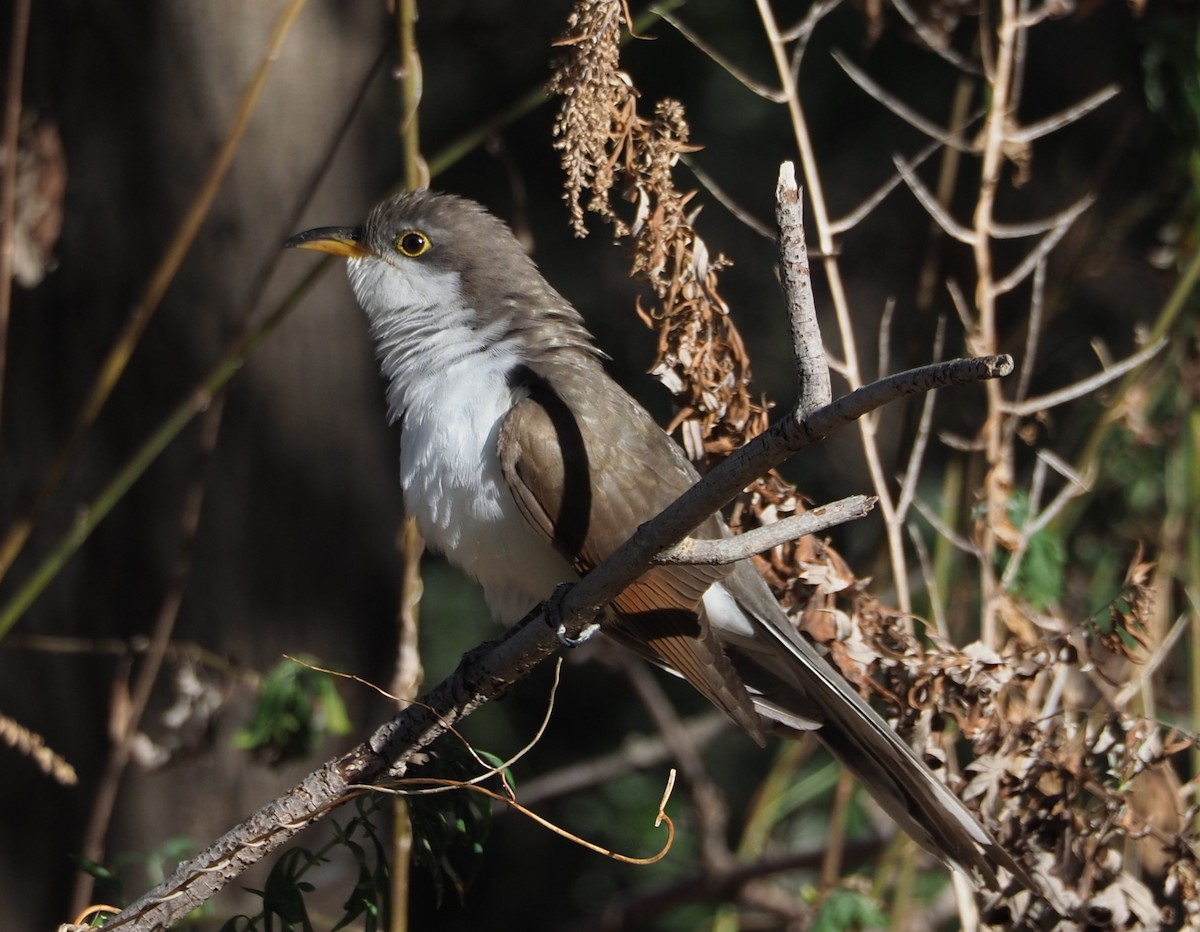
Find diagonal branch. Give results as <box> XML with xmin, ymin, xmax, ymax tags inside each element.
<box><xmin>99</xmin><ymin>163</ymin><xmax>1012</xmax><ymax>930</ymax></box>
<box><xmin>101</xmin><ymin>347</ymin><xmax>1011</xmax><ymax>931</ymax></box>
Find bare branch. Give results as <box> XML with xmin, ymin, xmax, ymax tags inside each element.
<box><xmin>656</xmin><ymin>496</ymin><xmax>877</xmax><ymax>565</ymax></box>
<box><xmin>914</xmin><ymin>497</ymin><xmax>982</xmax><ymax>557</ymax></box>
<box><xmin>1012</xmin><ymin>84</ymin><xmax>1119</xmax><ymax>144</ymax></box>
<box><xmin>776</xmin><ymin>162</ymin><xmax>830</xmax><ymax>413</ymax></box>
<box><xmin>887</xmin><ymin>0</ymin><xmax>983</xmax><ymax>73</ymax></box>
<box><xmin>988</xmin><ymin>194</ymin><xmax>1094</xmax><ymax>240</ymax></box>
<box><xmin>907</xmin><ymin>523</ymin><xmax>947</xmax><ymax>636</ymax></box>
<box><xmin>878</xmin><ymin>297</ymin><xmax>895</xmax><ymax>379</ymax></box>
<box><xmin>946</xmin><ymin>278</ymin><xmax>976</xmax><ymax>335</ymax></box>
<box><xmin>990</xmin><ymin>197</ymin><xmax>1093</xmax><ymax>296</ymax></box>
<box><xmin>778</xmin><ymin>0</ymin><xmax>844</xmax><ymax>43</ymax></box>
<box><xmin>830</xmin><ymin>135</ymin><xmax>948</xmax><ymax>235</ymax></box>
<box><xmin>681</xmin><ymin>154</ymin><xmax>776</xmax><ymax>241</ymax></box>
<box><xmin>1012</xmin><ymin>257</ymin><xmax>1047</xmax><ymax>407</ymax></box>
<box><xmin>1000</xmin><ymin>337</ymin><xmax>1167</xmax><ymax>417</ymax></box>
<box><xmin>1019</xmin><ymin>451</ymin><xmax>1090</xmax><ymax>540</ymax></box>
<box><xmin>832</xmin><ymin>50</ymin><xmax>977</xmax><ymax>152</ymax></box>
<box><xmin>894</xmin><ymin>155</ymin><xmax>977</xmax><ymax>244</ymax></box>
<box><xmin>655</xmin><ymin>8</ymin><xmax>786</xmax><ymax>102</ymax></box>
<box><xmin>896</xmin><ymin>315</ymin><xmax>947</xmax><ymax>523</ymax></box>
<box><xmin>997</xmin><ymin>451</ymin><xmax>1091</xmax><ymax>592</ymax></box>
<box><xmin>1113</xmin><ymin>612</ymin><xmax>1189</xmax><ymax>709</ymax></box>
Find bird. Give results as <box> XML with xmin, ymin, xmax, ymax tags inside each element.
<box><xmin>285</xmin><ymin>189</ymin><xmax>1029</xmax><ymax>891</ymax></box>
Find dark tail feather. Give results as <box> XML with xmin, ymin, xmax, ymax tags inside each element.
<box><xmin>718</xmin><ymin>564</ymin><xmax>1040</xmax><ymax>894</ymax></box>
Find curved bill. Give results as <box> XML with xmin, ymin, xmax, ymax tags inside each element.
<box><xmin>283</xmin><ymin>226</ymin><xmax>371</xmax><ymax>258</ymax></box>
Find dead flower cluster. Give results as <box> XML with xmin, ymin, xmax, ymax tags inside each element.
<box><xmin>551</xmin><ymin>0</ymin><xmax>768</xmax><ymax>466</ymax></box>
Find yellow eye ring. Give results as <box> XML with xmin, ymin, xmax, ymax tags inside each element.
<box><xmin>395</xmin><ymin>230</ymin><xmax>430</xmax><ymax>257</ymax></box>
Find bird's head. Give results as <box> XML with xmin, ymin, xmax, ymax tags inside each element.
<box><xmin>285</xmin><ymin>190</ymin><xmax>552</xmax><ymax>329</ymax></box>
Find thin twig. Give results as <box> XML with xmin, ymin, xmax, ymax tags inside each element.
<box><xmin>895</xmin><ymin>315</ymin><xmax>947</xmax><ymax>524</ymax></box>
<box><xmin>1012</xmin><ymin>257</ymin><xmax>1047</xmax><ymax>408</ymax></box>
<box><xmin>987</xmin><ymin>197</ymin><xmax>1094</xmax><ymax>240</ymax></box>
<box><xmin>946</xmin><ymin>278</ymin><xmax>976</xmax><ymax>335</ymax></box>
<box><xmin>778</xmin><ymin>0</ymin><xmax>844</xmax><ymax>46</ymax></box>
<box><xmin>878</xmin><ymin>298</ymin><xmax>895</xmax><ymax>379</ymax></box>
<box><xmin>622</xmin><ymin>658</ymin><xmax>732</xmax><ymax>872</ymax></box>
<box><xmin>831</xmin><ymin>50</ymin><xmax>977</xmax><ymax>152</ymax></box>
<box><xmin>655</xmin><ymin>7</ymin><xmax>785</xmax><ymax>102</ymax></box>
<box><xmin>988</xmin><ymin>196</ymin><xmax>1094</xmax><ymax>296</ymax></box>
<box><xmin>894</xmin><ymin>154</ymin><xmax>977</xmax><ymax>245</ymax></box>
<box><xmin>828</xmin><ymin>134</ymin><xmax>966</xmax><ymax>236</ymax></box>
<box><xmin>681</xmin><ymin>154</ymin><xmax>776</xmax><ymax>241</ymax></box>
<box><xmin>1011</xmin><ymin>84</ymin><xmax>1119</xmax><ymax>144</ymax></box>
<box><xmin>888</xmin><ymin>0</ymin><xmax>983</xmax><ymax>73</ymax></box>
<box><xmin>913</xmin><ymin>497</ymin><xmax>982</xmax><ymax>557</ymax></box>
<box><xmin>656</xmin><ymin>496</ymin><xmax>876</xmax><ymax>564</ymax></box>
<box><xmin>998</xmin><ymin>452</ymin><xmax>1091</xmax><ymax>592</ymax></box>
<box><xmin>1110</xmin><ymin>611</ymin><xmax>1188</xmax><ymax>707</ymax></box>
<box><xmin>907</xmin><ymin>523</ymin><xmax>947</xmax><ymax>636</ymax></box>
<box><xmin>1000</xmin><ymin>337</ymin><xmax>1167</xmax><ymax>417</ymax></box>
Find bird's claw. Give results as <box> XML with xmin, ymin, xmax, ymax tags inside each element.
<box><xmin>541</xmin><ymin>583</ymin><xmax>599</xmax><ymax>647</ymax></box>
<box><xmin>556</xmin><ymin>621</ymin><xmax>600</xmax><ymax>648</ymax></box>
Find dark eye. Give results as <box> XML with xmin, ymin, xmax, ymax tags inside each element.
<box><xmin>395</xmin><ymin>230</ymin><xmax>430</xmax><ymax>257</ymax></box>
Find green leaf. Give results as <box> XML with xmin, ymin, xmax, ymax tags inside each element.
<box><xmin>234</xmin><ymin>657</ymin><xmax>352</xmax><ymax>763</ymax></box>
<box><xmin>810</xmin><ymin>888</ymin><xmax>887</xmax><ymax>932</ymax></box>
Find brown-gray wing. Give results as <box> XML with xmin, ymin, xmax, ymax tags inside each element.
<box><xmin>497</xmin><ymin>356</ymin><xmax>764</xmax><ymax>743</ymax></box>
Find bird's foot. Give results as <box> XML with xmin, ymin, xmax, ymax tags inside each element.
<box><xmin>557</xmin><ymin>622</ymin><xmax>600</xmax><ymax>647</ymax></box>
<box><xmin>542</xmin><ymin>583</ymin><xmax>600</xmax><ymax>647</ymax></box>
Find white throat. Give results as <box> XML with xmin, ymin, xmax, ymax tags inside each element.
<box><xmin>347</xmin><ymin>255</ymin><xmax>576</xmax><ymax>622</ymax></box>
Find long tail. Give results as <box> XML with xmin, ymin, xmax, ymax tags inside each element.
<box><xmin>714</xmin><ymin>563</ymin><xmax>1039</xmax><ymax>894</ymax></box>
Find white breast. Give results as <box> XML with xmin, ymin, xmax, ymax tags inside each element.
<box><xmin>349</xmin><ymin>255</ymin><xmax>576</xmax><ymax>624</ymax></box>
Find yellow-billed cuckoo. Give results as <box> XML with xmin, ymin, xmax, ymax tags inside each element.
<box><xmin>285</xmin><ymin>190</ymin><xmax>1026</xmax><ymax>890</ymax></box>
